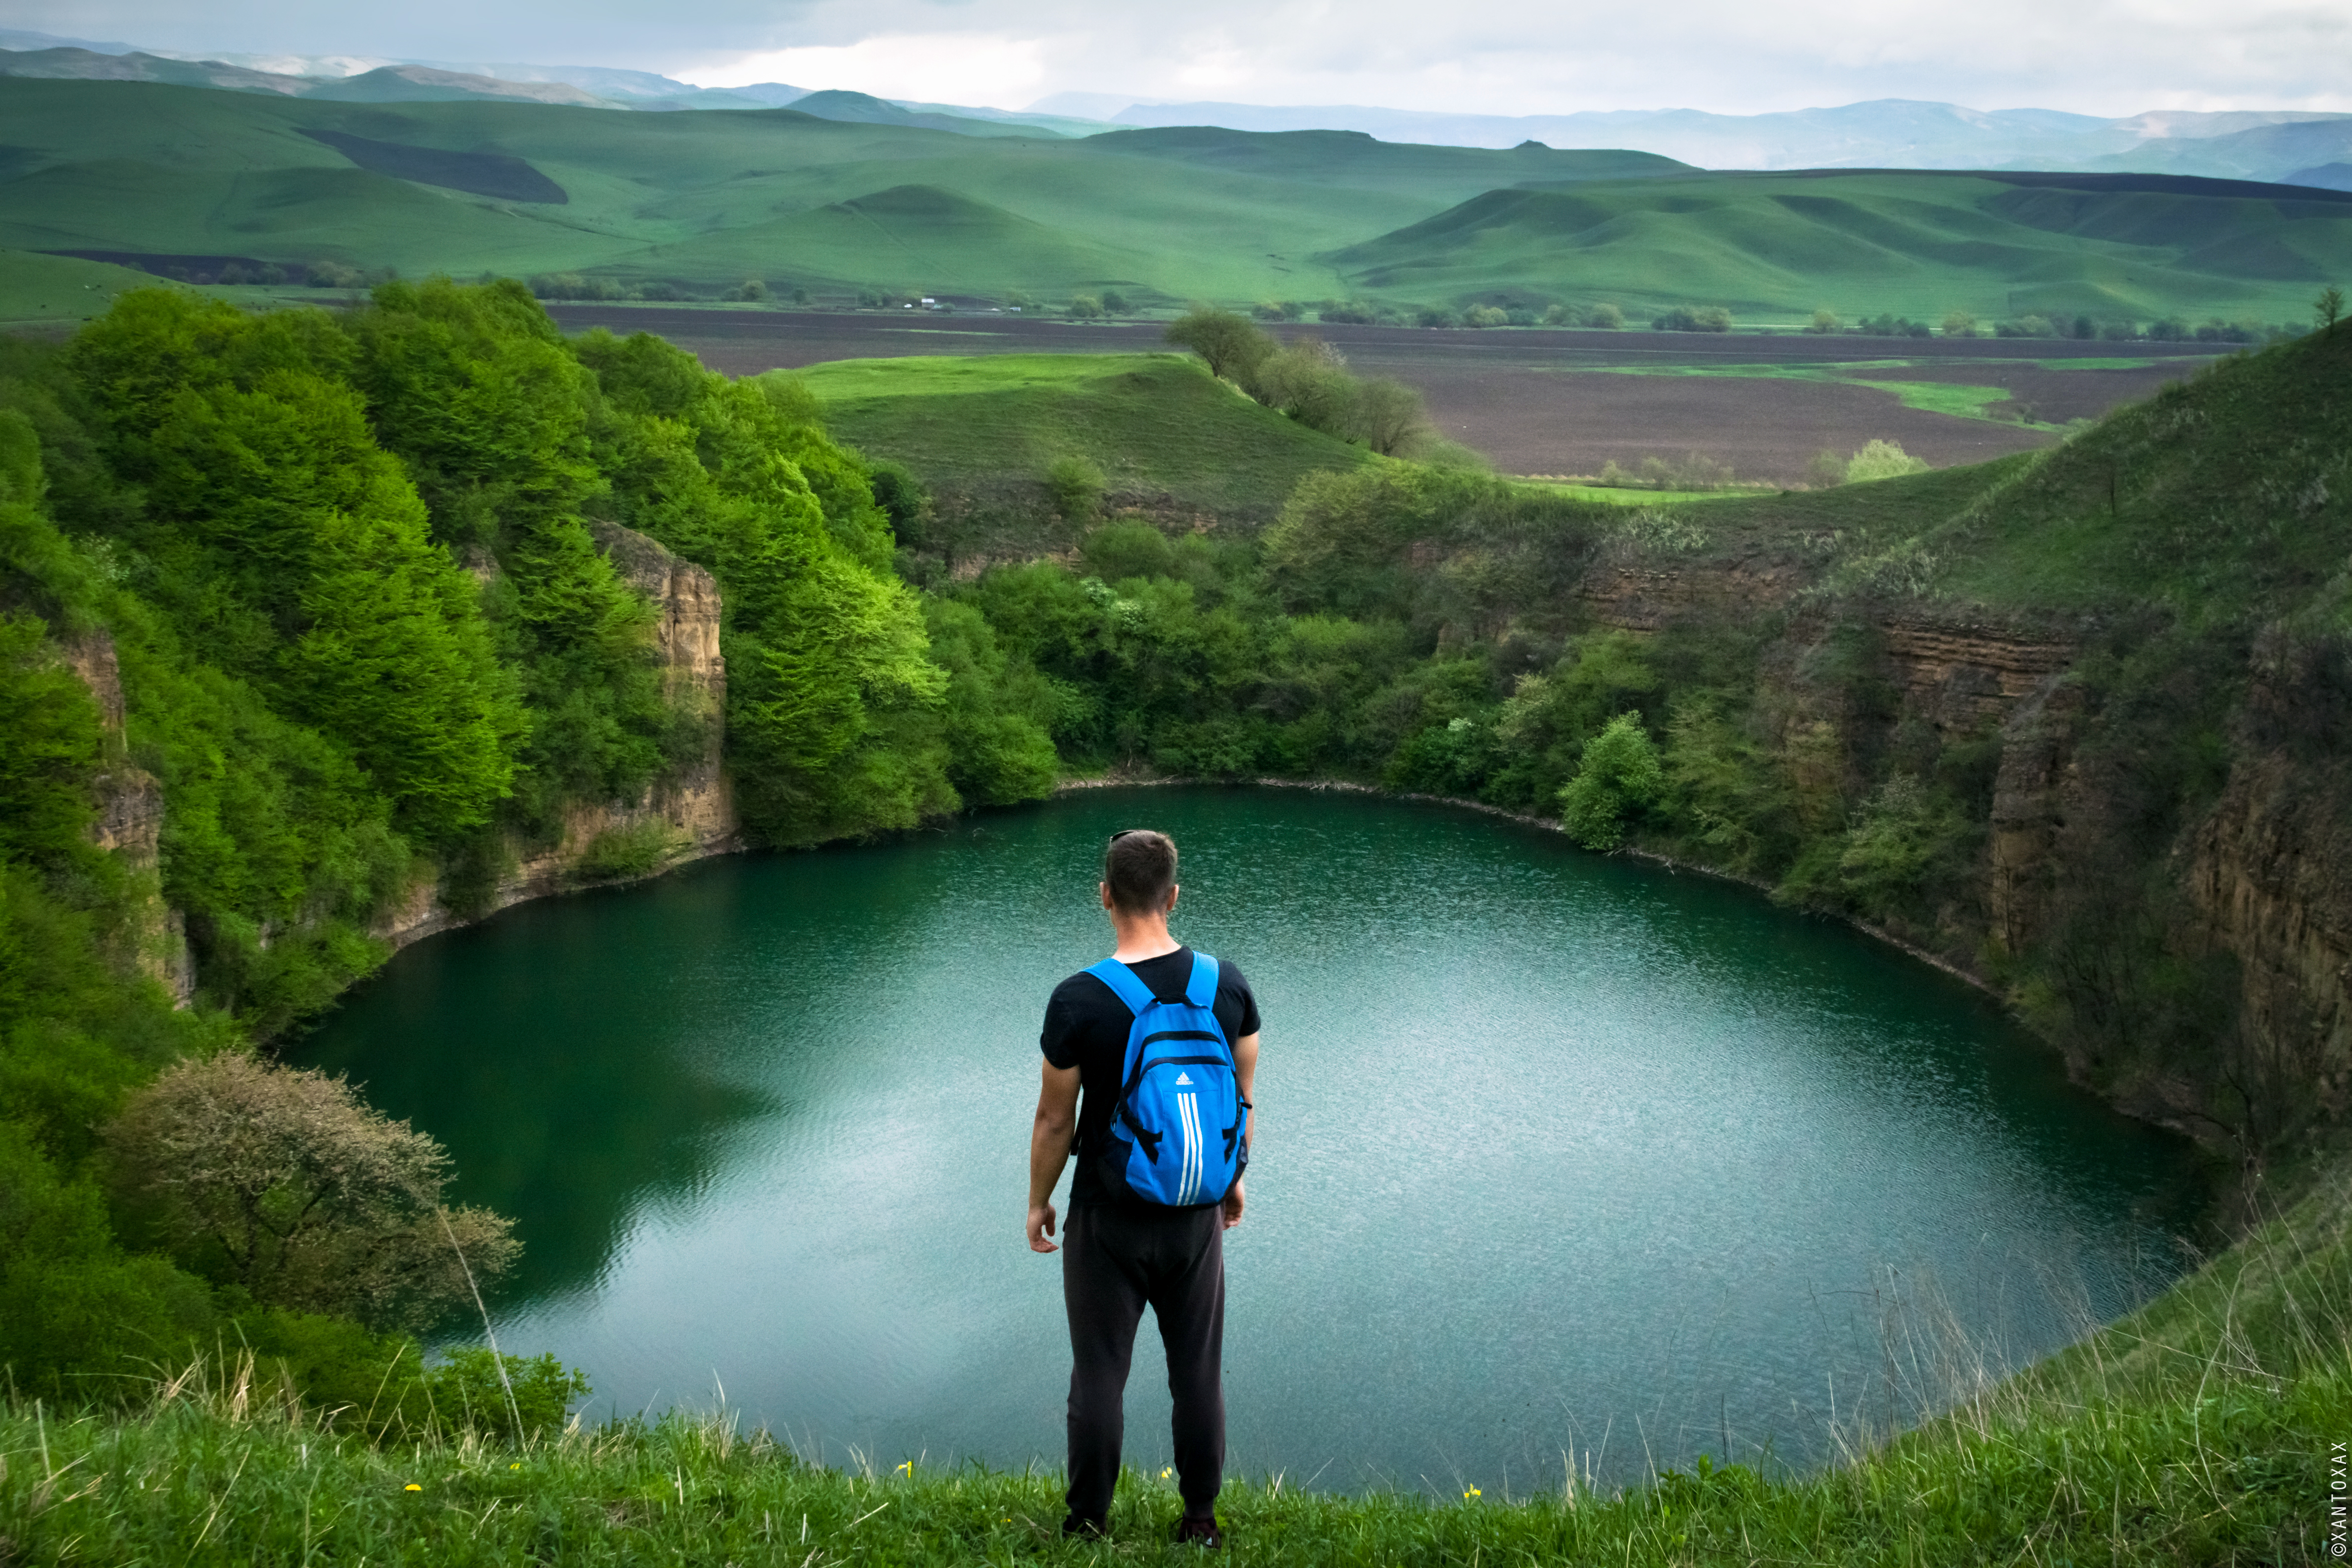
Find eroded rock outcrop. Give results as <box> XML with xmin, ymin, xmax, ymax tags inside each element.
<box><xmin>2188</xmin><ymin>751</ymin><xmax>2352</xmax><ymax>1126</ymax></box>
<box><xmin>376</xmin><ymin>524</ymin><xmax>737</xmax><ymax>949</ymax></box>
<box><xmin>62</xmin><ymin>631</ymin><xmax>197</xmax><ymax>1006</ymax></box>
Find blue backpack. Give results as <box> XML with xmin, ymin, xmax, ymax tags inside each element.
<box><xmin>1085</xmin><ymin>952</ymin><xmax>1248</xmax><ymax>1207</ymax></box>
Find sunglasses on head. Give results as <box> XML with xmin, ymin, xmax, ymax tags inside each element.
<box><xmin>1108</xmin><ymin>829</ymin><xmax>1149</xmax><ymax>845</ymax></box>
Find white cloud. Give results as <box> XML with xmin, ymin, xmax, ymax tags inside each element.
<box><xmin>10</xmin><ymin>0</ymin><xmax>2350</xmax><ymax>117</ymax></box>
<box><xmin>680</xmin><ymin>32</ymin><xmax>1048</xmax><ymax>106</ymax></box>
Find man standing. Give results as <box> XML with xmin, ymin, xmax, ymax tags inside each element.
<box><xmin>1029</xmin><ymin>828</ymin><xmax>1260</xmax><ymax>1547</ymax></box>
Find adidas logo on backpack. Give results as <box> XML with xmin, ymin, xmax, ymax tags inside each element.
<box><xmin>1084</xmin><ymin>953</ymin><xmax>1249</xmax><ymax>1207</ymax></box>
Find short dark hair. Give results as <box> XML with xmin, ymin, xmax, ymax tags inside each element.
<box><xmin>1103</xmin><ymin>829</ymin><xmax>1178</xmax><ymax>914</ymax></box>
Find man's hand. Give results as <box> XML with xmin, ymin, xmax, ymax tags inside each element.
<box><xmin>1220</xmin><ymin>1178</ymin><xmax>1244</xmax><ymax>1230</ymax></box>
<box><xmin>1029</xmin><ymin>1060</ymin><xmax>1079</xmax><ymax>1254</ymax></box>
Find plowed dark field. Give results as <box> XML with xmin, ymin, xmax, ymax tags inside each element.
<box><xmin>551</xmin><ymin>306</ymin><xmax>2216</xmax><ymax>485</ymax></box>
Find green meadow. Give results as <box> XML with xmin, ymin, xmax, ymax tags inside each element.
<box><xmin>0</xmin><ymin>78</ymin><xmax>2342</xmax><ymax>323</ymax></box>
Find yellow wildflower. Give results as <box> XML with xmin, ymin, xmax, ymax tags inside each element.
<box><xmin>404</xmin><ymin>1483</ymin><xmax>422</xmax><ymax>1492</ymax></box>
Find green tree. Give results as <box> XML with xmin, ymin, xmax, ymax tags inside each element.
<box><xmin>2318</xmin><ymin>286</ymin><xmax>2345</xmax><ymax>332</ymax></box>
<box><xmin>107</xmin><ymin>1053</ymin><xmax>517</xmax><ymax>1333</ymax></box>
<box><xmin>1558</xmin><ymin>712</ymin><xmax>1663</xmax><ymax>850</ymax></box>
<box><xmin>1351</xmin><ymin>378</ymin><xmax>1428</xmax><ymax>456</ymax></box>
<box><xmin>0</xmin><ymin>615</ymin><xmax>100</xmax><ymax>867</ymax></box>
<box><xmin>1163</xmin><ymin>306</ymin><xmax>1274</xmax><ymax>385</ymax></box>
<box><xmin>1942</xmin><ymin>310</ymin><xmax>1977</xmax><ymax>338</ymax></box>
<box><xmin>1252</xmin><ymin>338</ymin><xmax>1357</xmax><ymax>432</ymax></box>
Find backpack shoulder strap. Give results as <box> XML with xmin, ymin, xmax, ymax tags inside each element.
<box><xmin>1183</xmin><ymin>952</ymin><xmax>1220</xmax><ymax>1010</ymax></box>
<box><xmin>1084</xmin><ymin>957</ymin><xmax>1158</xmax><ymax>1019</ymax></box>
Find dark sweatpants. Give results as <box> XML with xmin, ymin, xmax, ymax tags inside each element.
<box><xmin>1061</xmin><ymin>1200</ymin><xmax>1226</xmax><ymax>1524</ymax></box>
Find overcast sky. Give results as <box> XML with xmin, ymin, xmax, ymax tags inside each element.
<box><xmin>19</xmin><ymin>0</ymin><xmax>2351</xmax><ymax>116</ymax></box>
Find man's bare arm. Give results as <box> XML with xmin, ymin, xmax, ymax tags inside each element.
<box><xmin>1223</xmin><ymin>1030</ymin><xmax>1259</xmax><ymax>1230</ymax></box>
<box><xmin>1028</xmin><ymin>1060</ymin><xmax>1081</xmax><ymax>1253</ymax></box>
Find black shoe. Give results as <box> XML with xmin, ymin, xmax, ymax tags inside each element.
<box><xmin>1172</xmin><ymin>1514</ymin><xmax>1224</xmax><ymax>1549</ymax></box>
<box><xmin>1061</xmin><ymin>1514</ymin><xmax>1107</xmax><ymax>1540</ymax></box>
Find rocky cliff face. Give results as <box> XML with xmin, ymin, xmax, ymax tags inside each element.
<box><xmin>1585</xmin><ymin>556</ymin><xmax>2352</xmax><ymax>1159</ymax></box>
<box><xmin>375</xmin><ymin>523</ymin><xmax>738</xmax><ymax>949</ymax></box>
<box><xmin>62</xmin><ymin>632</ymin><xmax>196</xmax><ymax>1006</ymax></box>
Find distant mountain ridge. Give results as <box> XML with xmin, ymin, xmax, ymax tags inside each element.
<box><xmin>1035</xmin><ymin>94</ymin><xmax>2352</xmax><ymax>185</ymax></box>
<box><xmin>0</xmin><ymin>27</ymin><xmax>2343</xmax><ymax>184</ymax></box>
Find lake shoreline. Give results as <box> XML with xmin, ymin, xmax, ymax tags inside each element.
<box><xmin>1056</xmin><ymin>771</ymin><xmax>2003</xmax><ymax>1001</ymax></box>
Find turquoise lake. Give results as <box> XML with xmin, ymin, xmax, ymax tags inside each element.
<box><xmin>297</xmin><ymin>786</ymin><xmax>2205</xmax><ymax>1492</ymax></box>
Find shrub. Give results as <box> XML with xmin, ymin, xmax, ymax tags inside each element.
<box><xmin>1351</xmin><ymin>378</ymin><xmax>1429</xmax><ymax>457</ymax></box>
<box><xmin>1805</xmin><ymin>449</ymin><xmax>1849</xmax><ymax>489</ymax></box>
<box><xmin>1652</xmin><ymin>306</ymin><xmax>1731</xmax><ymax>333</ymax></box>
<box><xmin>1558</xmin><ymin>712</ymin><xmax>1663</xmax><ymax>849</ymax></box>
<box><xmin>1854</xmin><ymin>313</ymin><xmax>1931</xmax><ymax>338</ymax></box>
<box><xmin>1941</xmin><ymin>310</ymin><xmax>1977</xmax><ymax>338</ymax></box>
<box><xmin>1585</xmin><ymin>303</ymin><xmax>1624</xmax><ymax>329</ymax></box>
<box><xmin>1462</xmin><ymin>305</ymin><xmax>1510</xmax><ymax>328</ymax></box>
<box><xmin>571</xmin><ymin>821</ymin><xmax>686</xmax><ymax>884</ymax></box>
<box><xmin>735</xmin><ymin>278</ymin><xmax>768</xmax><ymax>301</ymax></box>
<box><xmin>1317</xmin><ymin>301</ymin><xmax>1379</xmax><ymax>325</ymax></box>
<box><xmin>1842</xmin><ymin>440</ymin><xmax>1930</xmax><ymax>483</ymax></box>
<box><xmin>1099</xmin><ymin>290</ymin><xmax>1130</xmax><ymax>314</ymax></box>
<box><xmin>1253</xmin><ymin>338</ymin><xmax>1357</xmax><ymax>433</ymax></box>
<box><xmin>1998</xmin><ymin>314</ymin><xmax>2056</xmax><ymax>338</ymax></box>
<box><xmin>1044</xmin><ymin>455</ymin><xmax>1107</xmax><ymax>524</ymax></box>
<box><xmin>1807</xmin><ymin>308</ymin><xmax>1842</xmax><ymax>335</ymax></box>
<box><xmin>1067</xmin><ymin>294</ymin><xmax>1104</xmax><ymax>320</ymax></box>
<box><xmin>1415</xmin><ymin>307</ymin><xmax>1457</xmax><ymax>328</ymax></box>
<box><xmin>106</xmin><ymin>1054</ymin><xmax>518</xmax><ymax>1333</ymax></box>
<box><xmin>1597</xmin><ymin>454</ymin><xmax>1736</xmax><ymax>491</ymax></box>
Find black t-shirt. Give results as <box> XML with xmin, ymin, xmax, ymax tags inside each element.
<box><xmin>1041</xmin><ymin>946</ymin><xmax>1261</xmax><ymax>1210</ymax></box>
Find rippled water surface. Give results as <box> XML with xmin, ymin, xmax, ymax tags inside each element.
<box><xmin>299</xmin><ymin>787</ymin><xmax>2203</xmax><ymax>1489</ymax></box>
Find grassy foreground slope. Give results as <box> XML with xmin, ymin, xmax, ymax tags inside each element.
<box><xmin>0</xmin><ymin>78</ymin><xmax>2339</xmax><ymax>321</ymax></box>
<box><xmin>3</xmin><ymin>1178</ymin><xmax>2341</xmax><ymax>1562</ymax></box>
<box><xmin>1333</xmin><ymin>169</ymin><xmax>2352</xmax><ymax>322</ymax></box>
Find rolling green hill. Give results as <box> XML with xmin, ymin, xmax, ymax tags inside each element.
<box><xmin>797</xmin><ymin>352</ymin><xmax>1374</xmax><ymax>556</ymax></box>
<box><xmin>0</xmin><ymin>78</ymin><xmax>2338</xmax><ymax>322</ymax></box>
<box><xmin>1332</xmin><ymin>168</ymin><xmax>2352</xmax><ymax>320</ymax></box>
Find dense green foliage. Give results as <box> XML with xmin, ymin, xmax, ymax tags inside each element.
<box><xmin>0</xmin><ymin>283</ymin><xmax>1052</xmax><ymax>1409</ymax></box>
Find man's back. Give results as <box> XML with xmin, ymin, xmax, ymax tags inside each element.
<box><xmin>1041</xmin><ymin>946</ymin><xmax>1260</xmax><ymax>1211</ymax></box>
